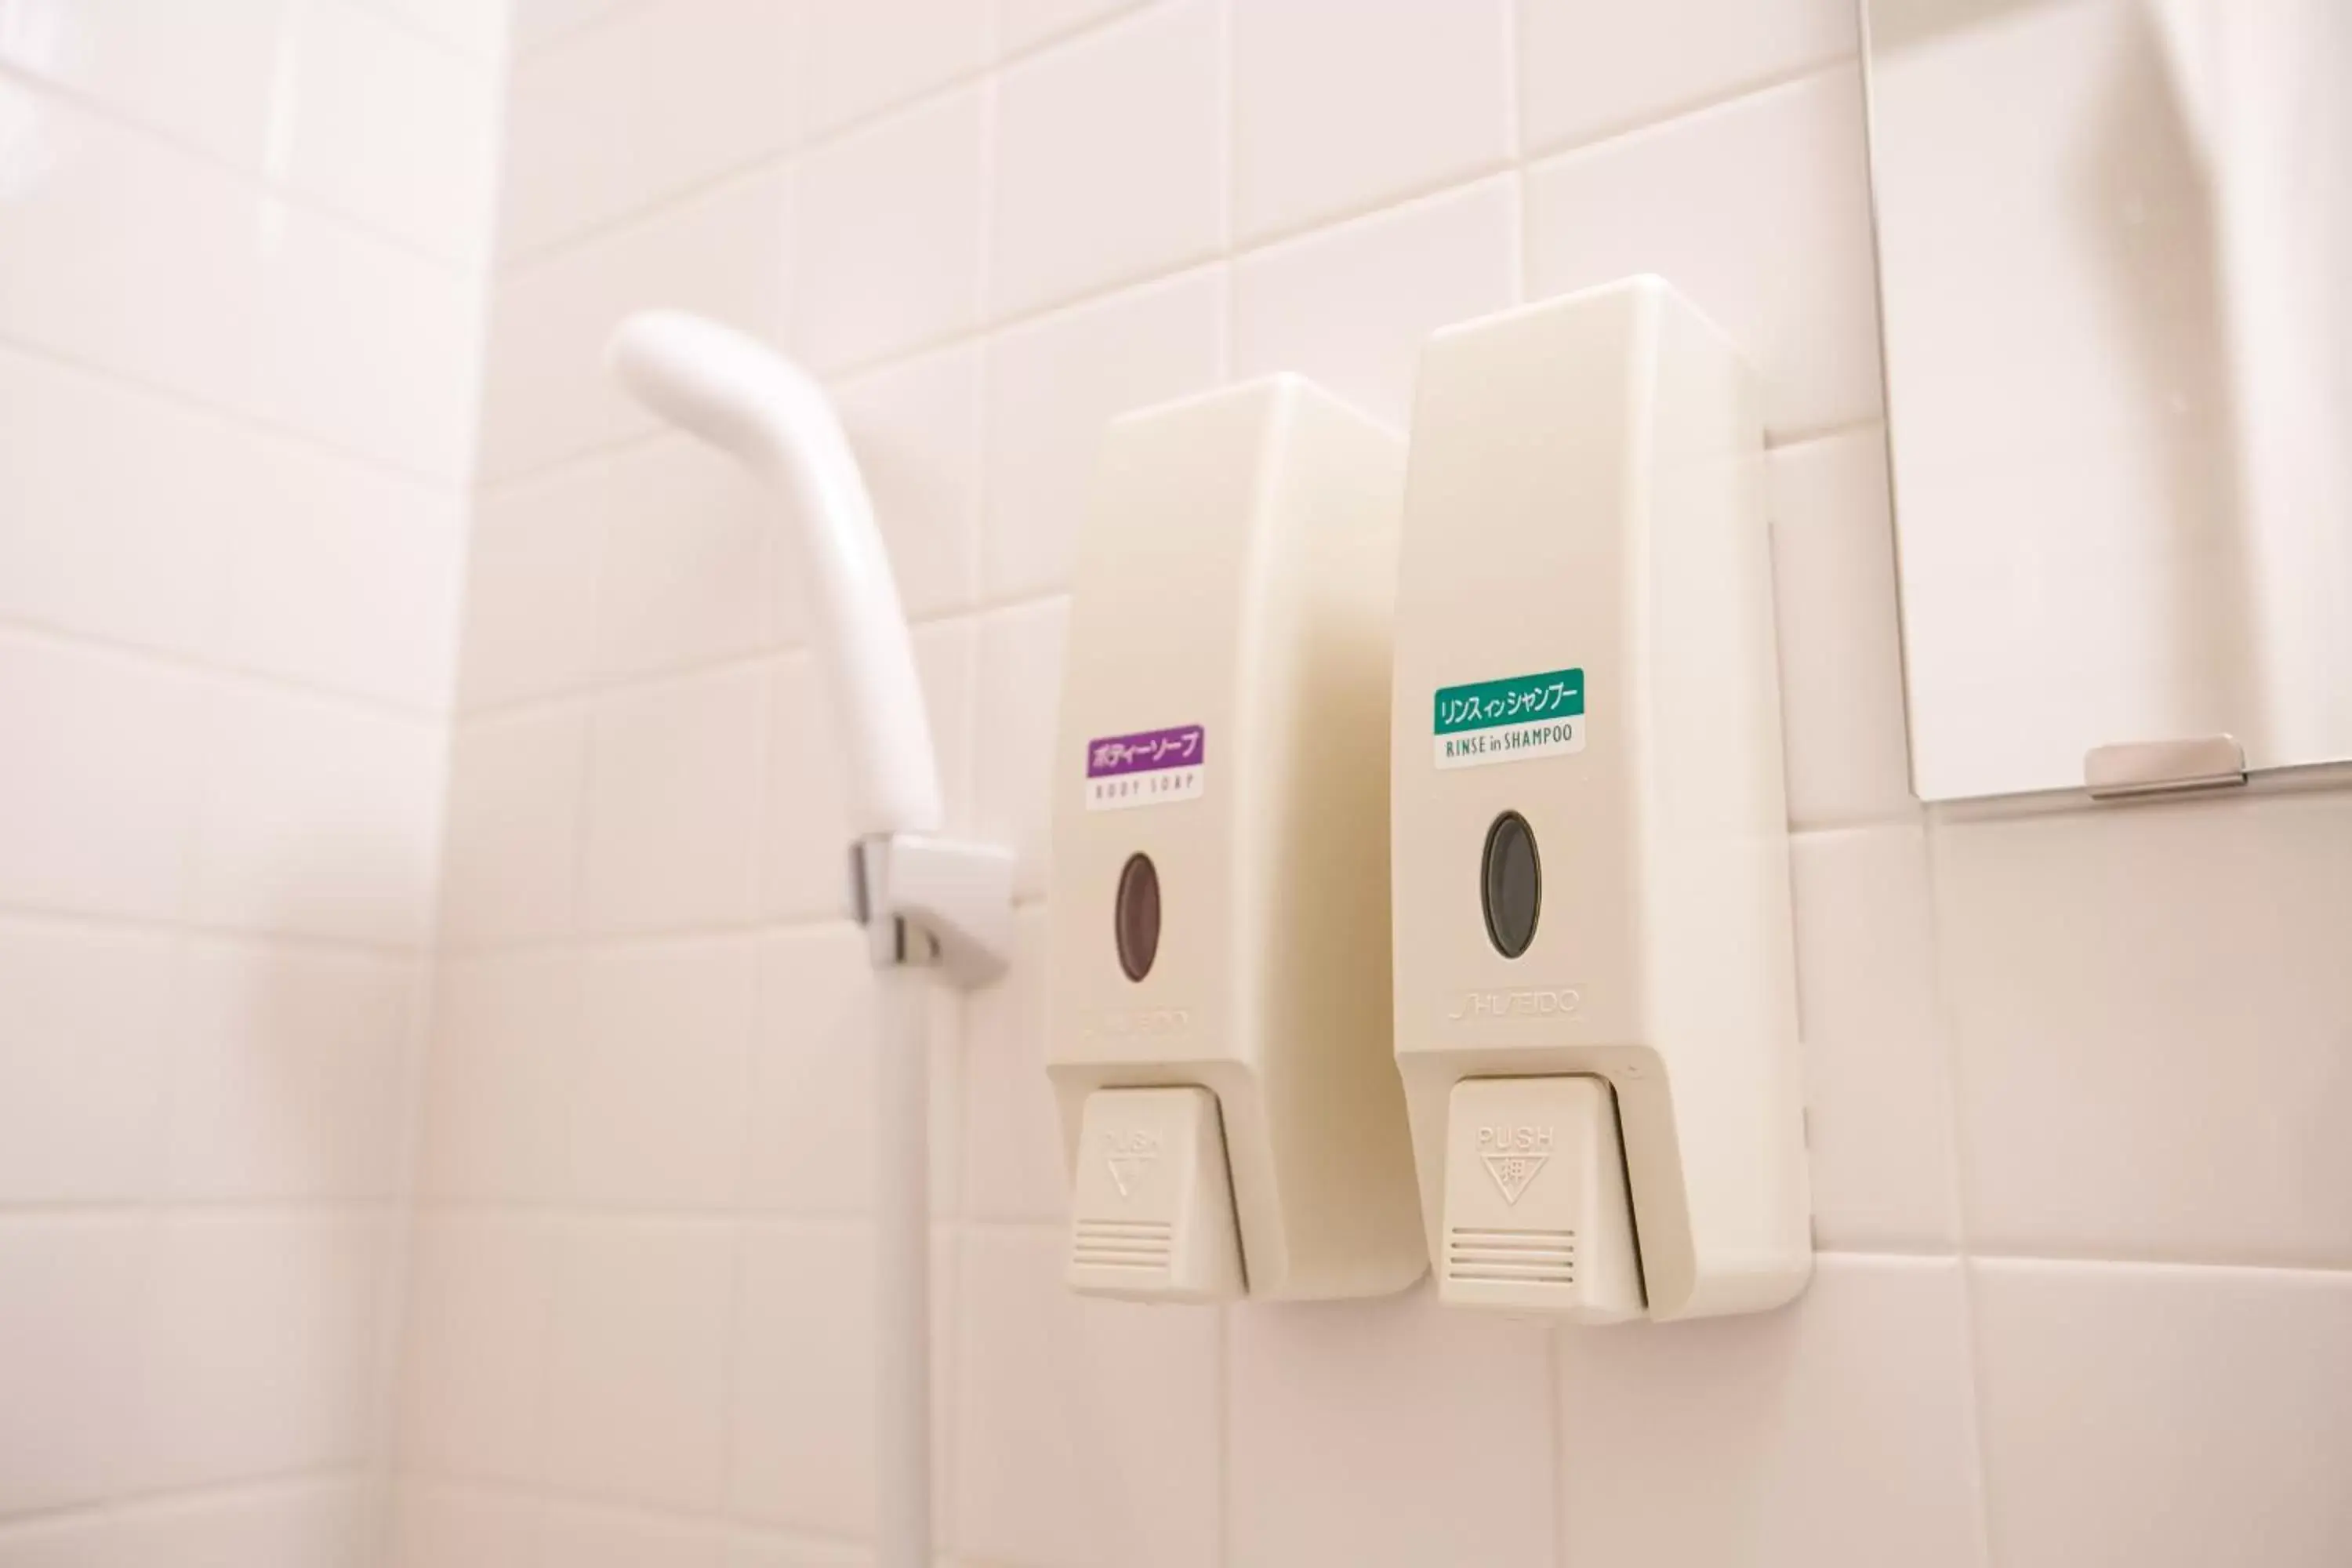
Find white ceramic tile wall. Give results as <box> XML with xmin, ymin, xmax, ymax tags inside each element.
<box><xmin>989</xmin><ymin>0</ymin><xmax>1222</xmax><ymax>318</ymax></box>
<box><xmin>2</xmin><ymin>2</ymin><xmax>2322</xmax><ymax>1566</ymax></box>
<box><xmin>401</xmin><ymin>3</ymin><xmax>2352</xmax><ymax>1566</ymax></box>
<box><xmin>0</xmin><ymin>2</ymin><xmax>498</xmax><ymax>1562</ymax></box>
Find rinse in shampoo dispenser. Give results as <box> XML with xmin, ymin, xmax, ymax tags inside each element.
<box><xmin>1391</xmin><ymin>278</ymin><xmax>1810</xmax><ymax>1323</ymax></box>
<box><xmin>1047</xmin><ymin>376</ymin><xmax>1426</xmax><ymax>1305</ymax></box>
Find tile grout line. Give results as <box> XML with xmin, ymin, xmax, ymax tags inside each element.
<box><xmin>1497</xmin><ymin>16</ymin><xmax>1579</xmax><ymax>1567</ymax></box>
<box><xmin>702</xmin><ymin>571</ymin><xmax>787</xmax><ymax>1526</ymax></box>
<box><xmin>497</xmin><ymin>27</ymin><xmax>1848</xmax><ymax>310</ymax></box>
<box><xmin>382</xmin><ymin>1467</ymin><xmax>877</xmax><ymax>1554</ymax></box>
<box><xmin>477</xmin><ymin>273</ymin><xmax>1882</xmax><ymax>509</ymax></box>
<box><xmin>361</xmin><ymin>909</ymin><xmax>448</xmax><ymax>1552</ymax></box>
<box><xmin>0</xmin><ymin>615</ymin><xmax>455</xmax><ymax>729</ymax></box>
<box><xmin>11</xmin><ymin>1192</ymin><xmax>2347</xmax><ymax>1279</ymax></box>
<box><xmin>0</xmin><ymin>57</ymin><xmax>490</xmax><ymax>278</ymax></box>
<box><xmin>503</xmin><ymin>0</ymin><xmax>656</xmax><ymax>66</ymax></box>
<box><xmin>0</xmin><ymin>1197</ymin><xmax>414</xmax><ymax>1221</ymax></box>
<box><xmin>339</xmin><ymin>0</ymin><xmax>503</xmax><ymax>67</ymax></box>
<box><xmin>437</xmin><ymin>916</ymin><xmax>860</xmax><ymax>966</ymax></box>
<box><xmin>0</xmin><ymin>1464</ymin><xmax>379</xmax><ymax>1539</ymax></box>
<box><xmin>498</xmin><ymin>0</ymin><xmax>1189</xmax><ymax>276</ymax></box>
<box><xmin>0</xmin><ymin>901</ymin><xmax>427</xmax><ymax>962</ymax></box>
<box><xmin>1214</xmin><ymin>7</ymin><xmax>1236</xmax><ymax>1554</ymax></box>
<box><xmin>1518</xmin><ymin>54</ymin><xmax>1860</xmax><ymax>175</ymax></box>
<box><xmin>936</xmin><ymin>39</ymin><xmax>1007</xmax><ymax>1550</ymax></box>
<box><xmin>1215</xmin><ymin>1299</ymin><xmax>1234</xmax><ymax>1568</ymax></box>
<box><xmin>1914</xmin><ymin>815</ymin><xmax>2003</xmax><ymax>1568</ymax></box>
<box><xmin>1765</xmin><ymin>413</ymin><xmax>1882</xmax><ymax>450</ymax></box>
<box><xmin>339</xmin><ymin>0</ymin><xmax>505</xmax><ymax>67</ymax></box>
<box><xmin>497</xmin><ymin>137</ymin><xmax>798</xmax><ymax>282</ymax></box>
<box><xmin>474</xmin><ymin>427</ymin><xmax>660</xmax><ymax>502</ymax></box>
<box><xmin>0</xmin><ymin>332</ymin><xmax>471</xmax><ymax>496</ymax></box>
<box><xmin>448</xmin><ymin>587</ymin><xmax>1075</xmax><ymax>732</ymax></box>
<box><xmin>1232</xmin><ymin>150</ymin><xmax>1521</xmax><ymax>258</ymax></box>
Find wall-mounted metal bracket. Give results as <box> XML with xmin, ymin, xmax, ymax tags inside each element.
<box><xmin>853</xmin><ymin>833</ymin><xmax>1014</xmax><ymax>986</ymax></box>
<box><xmin>2083</xmin><ymin>735</ymin><xmax>2248</xmax><ymax>800</ymax></box>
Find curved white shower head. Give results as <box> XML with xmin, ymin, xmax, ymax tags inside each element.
<box><xmin>606</xmin><ymin>310</ymin><xmax>942</xmax><ymax>838</ymax></box>
<box><xmin>610</xmin><ymin>314</ymin><xmax>1007</xmax><ymax>1568</ymax></box>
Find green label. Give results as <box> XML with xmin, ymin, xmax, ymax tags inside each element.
<box><xmin>1432</xmin><ymin>667</ymin><xmax>1585</xmax><ymax>769</ymax></box>
<box><xmin>1433</xmin><ymin>668</ymin><xmax>1584</xmax><ymax>733</ymax></box>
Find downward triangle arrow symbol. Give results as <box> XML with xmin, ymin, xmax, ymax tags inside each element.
<box><xmin>1483</xmin><ymin>1152</ymin><xmax>1548</xmax><ymax>1206</ymax></box>
<box><xmin>1106</xmin><ymin>1156</ymin><xmax>1153</xmax><ymax>1200</ymax></box>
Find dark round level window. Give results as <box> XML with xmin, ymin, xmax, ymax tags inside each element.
<box><xmin>1113</xmin><ymin>852</ymin><xmax>1161</xmax><ymax>982</ymax></box>
<box><xmin>1481</xmin><ymin>811</ymin><xmax>1541</xmax><ymax>959</ymax></box>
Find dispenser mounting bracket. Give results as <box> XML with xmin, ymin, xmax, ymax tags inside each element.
<box><xmin>854</xmin><ymin>834</ymin><xmax>1014</xmax><ymax>987</ymax></box>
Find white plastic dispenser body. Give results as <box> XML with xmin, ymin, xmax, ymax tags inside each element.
<box><xmin>1049</xmin><ymin>376</ymin><xmax>1427</xmax><ymax>1305</ymax></box>
<box><xmin>1390</xmin><ymin>278</ymin><xmax>1810</xmax><ymax>1322</ymax></box>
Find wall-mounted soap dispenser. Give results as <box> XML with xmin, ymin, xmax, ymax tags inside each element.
<box><xmin>1390</xmin><ymin>278</ymin><xmax>1810</xmax><ymax>1323</ymax></box>
<box><xmin>1048</xmin><ymin>376</ymin><xmax>1427</xmax><ymax>1305</ymax></box>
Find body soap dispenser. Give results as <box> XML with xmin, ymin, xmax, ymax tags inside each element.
<box><xmin>1390</xmin><ymin>278</ymin><xmax>1810</xmax><ymax>1323</ymax></box>
<box><xmin>1048</xmin><ymin>376</ymin><xmax>1426</xmax><ymax>1305</ymax></box>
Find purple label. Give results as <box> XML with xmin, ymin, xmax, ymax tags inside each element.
<box><xmin>1087</xmin><ymin>724</ymin><xmax>1205</xmax><ymax>778</ymax></box>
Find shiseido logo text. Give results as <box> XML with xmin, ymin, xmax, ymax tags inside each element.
<box><xmin>1446</xmin><ymin>986</ymin><xmax>1581</xmax><ymax>1022</ymax></box>
<box><xmin>1087</xmin><ymin>1007</ymin><xmax>1192</xmax><ymax>1036</ymax></box>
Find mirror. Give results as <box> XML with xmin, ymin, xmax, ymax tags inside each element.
<box><xmin>1860</xmin><ymin>0</ymin><xmax>2352</xmax><ymax>800</ymax></box>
